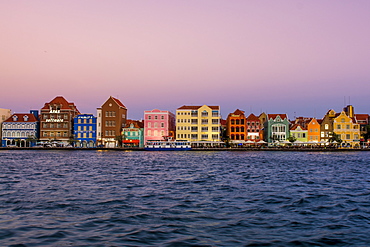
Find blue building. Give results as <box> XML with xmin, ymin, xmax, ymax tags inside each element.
<box><xmin>1</xmin><ymin>110</ymin><xmax>40</xmax><ymax>147</ymax></box>
<box><xmin>73</xmin><ymin>114</ymin><xmax>97</xmax><ymax>147</ymax></box>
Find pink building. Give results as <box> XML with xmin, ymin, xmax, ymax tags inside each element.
<box><xmin>144</xmin><ymin>109</ymin><xmax>175</xmax><ymax>144</ymax></box>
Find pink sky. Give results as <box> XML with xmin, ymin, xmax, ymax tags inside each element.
<box><xmin>1</xmin><ymin>0</ymin><xmax>370</xmax><ymax>119</ymax></box>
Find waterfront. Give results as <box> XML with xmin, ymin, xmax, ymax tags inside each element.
<box><xmin>1</xmin><ymin>150</ymin><xmax>370</xmax><ymax>246</ymax></box>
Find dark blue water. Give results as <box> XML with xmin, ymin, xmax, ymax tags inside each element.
<box><xmin>0</xmin><ymin>150</ymin><xmax>369</xmax><ymax>246</ymax></box>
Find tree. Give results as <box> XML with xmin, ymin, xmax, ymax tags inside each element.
<box><xmin>329</xmin><ymin>132</ymin><xmax>342</xmax><ymax>143</ymax></box>
<box><xmin>115</xmin><ymin>134</ymin><xmax>124</xmax><ymax>147</ymax></box>
<box><xmin>288</xmin><ymin>135</ymin><xmax>297</xmax><ymax>143</ymax></box>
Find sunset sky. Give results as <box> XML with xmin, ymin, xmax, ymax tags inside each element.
<box><xmin>1</xmin><ymin>0</ymin><xmax>370</xmax><ymax>119</ymax></box>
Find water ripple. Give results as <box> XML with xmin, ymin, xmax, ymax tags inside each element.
<box><xmin>1</xmin><ymin>150</ymin><xmax>370</xmax><ymax>246</ymax></box>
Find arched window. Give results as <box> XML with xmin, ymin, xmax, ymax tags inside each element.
<box><xmin>231</xmin><ymin>127</ymin><xmax>235</xmax><ymax>132</ymax></box>
<box><xmin>236</xmin><ymin>119</ymin><xmax>240</xmax><ymax>125</ymax></box>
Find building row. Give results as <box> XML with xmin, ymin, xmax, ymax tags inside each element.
<box><xmin>1</xmin><ymin>96</ymin><xmax>369</xmax><ymax>148</ymax></box>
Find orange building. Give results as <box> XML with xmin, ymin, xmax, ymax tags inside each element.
<box><xmin>307</xmin><ymin>118</ymin><xmax>320</xmax><ymax>143</ymax></box>
<box><xmin>226</xmin><ymin>109</ymin><xmax>247</xmax><ymax>141</ymax></box>
<box><xmin>246</xmin><ymin>113</ymin><xmax>263</xmax><ymax>142</ymax></box>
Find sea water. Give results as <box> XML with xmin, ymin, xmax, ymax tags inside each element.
<box><xmin>0</xmin><ymin>150</ymin><xmax>369</xmax><ymax>246</ymax></box>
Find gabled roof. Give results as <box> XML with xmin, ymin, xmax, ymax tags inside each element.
<box><xmin>227</xmin><ymin>109</ymin><xmax>245</xmax><ymax>118</ymax></box>
<box><xmin>111</xmin><ymin>96</ymin><xmax>126</xmax><ymax>108</ymax></box>
<box><xmin>4</xmin><ymin>113</ymin><xmax>38</xmax><ymax>123</ymax></box>
<box><xmin>177</xmin><ymin>105</ymin><xmax>220</xmax><ymax>110</ymax></box>
<box><xmin>290</xmin><ymin>123</ymin><xmax>307</xmax><ymax>131</ymax></box>
<box><xmin>268</xmin><ymin>114</ymin><xmax>288</xmax><ymax>120</ymax></box>
<box><xmin>246</xmin><ymin>113</ymin><xmax>260</xmax><ymax>121</ymax></box>
<box><xmin>124</xmin><ymin>120</ymin><xmax>144</xmax><ymax>128</ymax></box>
<box><xmin>41</xmin><ymin>96</ymin><xmax>78</xmax><ymax>111</ymax></box>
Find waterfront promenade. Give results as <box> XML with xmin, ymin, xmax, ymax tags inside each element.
<box><xmin>1</xmin><ymin>146</ymin><xmax>369</xmax><ymax>151</ymax></box>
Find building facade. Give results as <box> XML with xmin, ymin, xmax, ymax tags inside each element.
<box><xmin>122</xmin><ymin>120</ymin><xmax>144</xmax><ymax>147</ymax></box>
<box><xmin>264</xmin><ymin>114</ymin><xmax>290</xmax><ymax>143</ymax></box>
<box><xmin>246</xmin><ymin>113</ymin><xmax>262</xmax><ymax>142</ymax></box>
<box><xmin>307</xmin><ymin>118</ymin><xmax>321</xmax><ymax>142</ymax></box>
<box><xmin>0</xmin><ymin>108</ymin><xmax>12</xmax><ymax>145</ymax></box>
<box><xmin>1</xmin><ymin>111</ymin><xmax>39</xmax><ymax>147</ymax></box>
<box><xmin>226</xmin><ymin>109</ymin><xmax>246</xmax><ymax>142</ymax></box>
<box><xmin>73</xmin><ymin>114</ymin><xmax>97</xmax><ymax>148</ymax></box>
<box><xmin>290</xmin><ymin>124</ymin><xmax>308</xmax><ymax>142</ymax></box>
<box><xmin>144</xmin><ymin>109</ymin><xmax>175</xmax><ymax>143</ymax></box>
<box><xmin>40</xmin><ymin>96</ymin><xmax>80</xmax><ymax>144</ymax></box>
<box><xmin>176</xmin><ymin>105</ymin><xmax>221</xmax><ymax>142</ymax></box>
<box><xmin>97</xmin><ymin>96</ymin><xmax>127</xmax><ymax>147</ymax></box>
<box><xmin>333</xmin><ymin>111</ymin><xmax>360</xmax><ymax>148</ymax></box>
<box><xmin>320</xmin><ymin>109</ymin><xmax>336</xmax><ymax>143</ymax></box>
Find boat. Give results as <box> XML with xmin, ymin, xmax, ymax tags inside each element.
<box><xmin>145</xmin><ymin>140</ymin><xmax>192</xmax><ymax>151</ymax></box>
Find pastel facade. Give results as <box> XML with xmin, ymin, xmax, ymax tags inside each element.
<box><xmin>176</xmin><ymin>105</ymin><xmax>221</xmax><ymax>142</ymax></box>
<box><xmin>264</xmin><ymin>114</ymin><xmax>290</xmax><ymax>143</ymax></box>
<box><xmin>0</xmin><ymin>108</ymin><xmax>12</xmax><ymax>145</ymax></box>
<box><xmin>246</xmin><ymin>113</ymin><xmax>262</xmax><ymax>142</ymax></box>
<box><xmin>307</xmin><ymin>118</ymin><xmax>320</xmax><ymax>142</ymax></box>
<box><xmin>73</xmin><ymin>114</ymin><xmax>97</xmax><ymax>148</ymax></box>
<box><xmin>290</xmin><ymin>124</ymin><xmax>308</xmax><ymax>142</ymax></box>
<box><xmin>40</xmin><ymin>96</ymin><xmax>80</xmax><ymax>144</ymax></box>
<box><xmin>144</xmin><ymin>109</ymin><xmax>175</xmax><ymax>143</ymax></box>
<box><xmin>1</xmin><ymin>111</ymin><xmax>39</xmax><ymax>147</ymax></box>
<box><xmin>226</xmin><ymin>109</ymin><xmax>246</xmax><ymax>142</ymax></box>
<box><xmin>123</xmin><ymin>120</ymin><xmax>144</xmax><ymax>147</ymax></box>
<box><xmin>97</xmin><ymin>96</ymin><xmax>127</xmax><ymax>148</ymax></box>
<box><xmin>333</xmin><ymin>111</ymin><xmax>360</xmax><ymax>147</ymax></box>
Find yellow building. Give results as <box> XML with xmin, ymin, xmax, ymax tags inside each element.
<box><xmin>333</xmin><ymin>111</ymin><xmax>360</xmax><ymax>148</ymax></box>
<box><xmin>176</xmin><ymin>105</ymin><xmax>221</xmax><ymax>142</ymax></box>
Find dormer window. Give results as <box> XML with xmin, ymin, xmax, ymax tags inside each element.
<box><xmin>130</xmin><ymin>123</ymin><xmax>134</xmax><ymax>128</ymax></box>
<box><xmin>12</xmin><ymin>116</ymin><xmax>18</xmax><ymax>121</ymax></box>
<box><xmin>23</xmin><ymin>115</ymin><xmax>29</xmax><ymax>121</ymax></box>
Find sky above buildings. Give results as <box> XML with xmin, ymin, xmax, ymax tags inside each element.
<box><xmin>1</xmin><ymin>0</ymin><xmax>370</xmax><ymax>119</ymax></box>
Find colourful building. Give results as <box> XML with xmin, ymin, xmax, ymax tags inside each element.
<box><xmin>0</xmin><ymin>108</ymin><xmax>12</xmax><ymax>145</ymax></box>
<box><xmin>40</xmin><ymin>96</ymin><xmax>80</xmax><ymax>145</ymax></box>
<box><xmin>97</xmin><ymin>96</ymin><xmax>127</xmax><ymax>147</ymax></box>
<box><xmin>1</xmin><ymin>110</ymin><xmax>39</xmax><ymax>147</ymax></box>
<box><xmin>333</xmin><ymin>111</ymin><xmax>360</xmax><ymax>148</ymax></box>
<box><xmin>123</xmin><ymin>120</ymin><xmax>144</xmax><ymax>147</ymax></box>
<box><xmin>290</xmin><ymin>123</ymin><xmax>308</xmax><ymax>142</ymax></box>
<box><xmin>226</xmin><ymin>109</ymin><xmax>246</xmax><ymax>142</ymax></box>
<box><xmin>264</xmin><ymin>114</ymin><xmax>290</xmax><ymax>143</ymax></box>
<box><xmin>144</xmin><ymin>109</ymin><xmax>175</xmax><ymax>143</ymax></box>
<box><xmin>307</xmin><ymin>118</ymin><xmax>320</xmax><ymax>143</ymax></box>
<box><xmin>176</xmin><ymin>105</ymin><xmax>221</xmax><ymax>142</ymax></box>
<box><xmin>320</xmin><ymin>109</ymin><xmax>336</xmax><ymax>143</ymax></box>
<box><xmin>246</xmin><ymin>113</ymin><xmax>263</xmax><ymax>142</ymax></box>
<box><xmin>73</xmin><ymin>114</ymin><xmax>97</xmax><ymax>148</ymax></box>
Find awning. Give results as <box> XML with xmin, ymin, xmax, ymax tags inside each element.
<box><xmin>123</xmin><ymin>139</ymin><xmax>140</xmax><ymax>143</ymax></box>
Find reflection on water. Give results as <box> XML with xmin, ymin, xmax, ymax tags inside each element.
<box><xmin>0</xmin><ymin>150</ymin><xmax>370</xmax><ymax>246</ymax></box>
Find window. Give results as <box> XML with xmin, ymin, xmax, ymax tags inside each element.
<box><xmin>212</xmin><ymin>127</ymin><xmax>218</xmax><ymax>132</ymax></box>
<box><xmin>148</xmin><ymin>122</ymin><xmax>151</xmax><ymax>128</ymax></box>
<box><xmin>191</xmin><ymin>126</ymin><xmax>198</xmax><ymax>132</ymax></box>
<box><xmin>201</xmin><ymin>119</ymin><xmax>208</xmax><ymax>124</ymax></box>
<box><xmin>191</xmin><ymin>119</ymin><xmax>198</xmax><ymax>124</ymax></box>
<box><xmin>212</xmin><ymin>119</ymin><xmax>219</xmax><ymax>124</ymax></box>
<box><xmin>346</xmin><ymin>125</ymin><xmax>350</xmax><ymax>129</ymax></box>
<box><xmin>201</xmin><ymin>111</ymin><xmax>208</xmax><ymax>117</ymax></box>
<box><xmin>325</xmin><ymin>124</ymin><xmax>329</xmax><ymax>130</ymax></box>
<box><xmin>161</xmin><ymin>116</ymin><xmax>164</xmax><ymax>119</ymax></box>
<box><xmin>155</xmin><ymin>116</ymin><xmax>158</xmax><ymax>120</ymax></box>
<box><xmin>201</xmin><ymin>127</ymin><xmax>208</xmax><ymax>132</ymax></box>
<box><xmin>337</xmin><ymin>125</ymin><xmax>341</xmax><ymax>129</ymax></box>
<box><xmin>161</xmin><ymin>122</ymin><xmax>164</xmax><ymax>128</ymax></box>
<box><xmin>346</xmin><ymin>134</ymin><xmax>350</xmax><ymax>139</ymax></box>
<box><xmin>201</xmin><ymin>134</ymin><xmax>208</xmax><ymax>139</ymax></box>
<box><xmin>212</xmin><ymin>134</ymin><xmax>218</xmax><ymax>140</ymax></box>
<box><xmin>231</xmin><ymin>120</ymin><xmax>235</xmax><ymax>124</ymax></box>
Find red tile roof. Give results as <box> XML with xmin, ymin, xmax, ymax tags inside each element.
<box><xmin>41</xmin><ymin>96</ymin><xmax>79</xmax><ymax>112</ymax></box>
<box><xmin>246</xmin><ymin>113</ymin><xmax>260</xmax><ymax>121</ymax></box>
<box><xmin>111</xmin><ymin>96</ymin><xmax>126</xmax><ymax>108</ymax></box>
<box><xmin>124</xmin><ymin>119</ymin><xmax>144</xmax><ymax>128</ymax></box>
<box><xmin>267</xmin><ymin>114</ymin><xmax>288</xmax><ymax>120</ymax></box>
<box><xmin>177</xmin><ymin>105</ymin><xmax>220</xmax><ymax>110</ymax></box>
<box><xmin>290</xmin><ymin>123</ymin><xmax>307</xmax><ymax>131</ymax></box>
<box><xmin>4</xmin><ymin>113</ymin><xmax>38</xmax><ymax>123</ymax></box>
